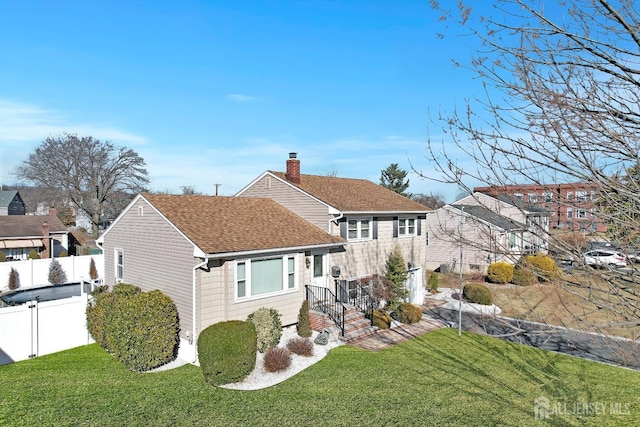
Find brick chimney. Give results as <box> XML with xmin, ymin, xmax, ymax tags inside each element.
<box><xmin>285</xmin><ymin>152</ymin><xmax>301</xmax><ymax>184</ymax></box>
<box><xmin>42</xmin><ymin>221</ymin><xmax>50</xmax><ymax>258</ymax></box>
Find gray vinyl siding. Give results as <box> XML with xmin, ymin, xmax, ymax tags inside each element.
<box><xmin>197</xmin><ymin>252</ymin><xmax>307</xmax><ymax>332</ymax></box>
<box><xmin>240</xmin><ymin>175</ymin><xmax>333</xmax><ymax>232</ymax></box>
<box><xmin>329</xmin><ymin>216</ymin><xmax>427</xmax><ymax>280</ymax></box>
<box><xmin>102</xmin><ymin>198</ymin><xmax>196</xmax><ymax>338</ymax></box>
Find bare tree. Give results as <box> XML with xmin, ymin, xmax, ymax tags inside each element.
<box><xmin>426</xmin><ymin>1</ymin><xmax>640</xmax><ymax>338</ymax></box>
<box><xmin>412</xmin><ymin>192</ymin><xmax>446</xmax><ymax>209</ymax></box>
<box><xmin>16</xmin><ymin>133</ymin><xmax>149</xmax><ymax>237</ymax></box>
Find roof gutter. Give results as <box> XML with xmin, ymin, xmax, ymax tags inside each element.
<box><xmin>203</xmin><ymin>242</ymin><xmax>345</xmax><ymax>260</ymax></box>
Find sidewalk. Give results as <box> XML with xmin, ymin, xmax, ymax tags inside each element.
<box><xmin>347</xmin><ymin>317</ymin><xmax>445</xmax><ymax>351</ymax></box>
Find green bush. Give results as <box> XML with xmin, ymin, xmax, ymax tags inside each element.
<box><xmin>263</xmin><ymin>347</ymin><xmax>291</xmax><ymax>373</ymax></box>
<box><xmin>463</xmin><ymin>283</ymin><xmax>493</xmax><ymax>305</ymax></box>
<box><xmin>28</xmin><ymin>249</ymin><xmax>39</xmax><ymax>259</ymax></box>
<box><xmin>522</xmin><ymin>253</ymin><xmax>562</xmax><ymax>282</ymax></box>
<box><xmin>296</xmin><ymin>300</ymin><xmax>312</xmax><ymax>338</ymax></box>
<box><xmin>427</xmin><ymin>271</ymin><xmax>439</xmax><ymax>293</ymax></box>
<box><xmin>198</xmin><ymin>320</ymin><xmax>257</xmax><ymax>386</ymax></box>
<box><xmin>512</xmin><ymin>260</ymin><xmax>538</xmax><ymax>286</ymax></box>
<box><xmin>0</xmin><ymin>252</ymin><xmax>6</xmax><ymax>262</ymax></box>
<box><xmin>86</xmin><ymin>284</ymin><xmax>180</xmax><ymax>372</ymax></box>
<box><xmin>372</xmin><ymin>309</ymin><xmax>392</xmax><ymax>329</ymax></box>
<box><xmin>385</xmin><ymin>246</ymin><xmax>409</xmax><ymax>311</ymax></box>
<box><xmin>247</xmin><ymin>308</ymin><xmax>282</xmax><ymax>353</ymax></box>
<box><xmin>394</xmin><ymin>302</ymin><xmax>423</xmax><ymax>324</ymax></box>
<box><xmin>486</xmin><ymin>261</ymin><xmax>514</xmax><ymax>284</ymax></box>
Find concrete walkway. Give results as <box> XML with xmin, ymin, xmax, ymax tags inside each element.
<box><xmin>347</xmin><ymin>317</ymin><xmax>445</xmax><ymax>351</ymax></box>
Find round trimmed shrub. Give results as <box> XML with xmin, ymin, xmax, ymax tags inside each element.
<box><xmin>372</xmin><ymin>309</ymin><xmax>392</xmax><ymax>329</ymax></box>
<box><xmin>522</xmin><ymin>253</ymin><xmax>562</xmax><ymax>282</ymax></box>
<box><xmin>28</xmin><ymin>249</ymin><xmax>39</xmax><ymax>259</ymax></box>
<box><xmin>198</xmin><ymin>320</ymin><xmax>257</xmax><ymax>386</ymax></box>
<box><xmin>487</xmin><ymin>261</ymin><xmax>514</xmax><ymax>284</ymax></box>
<box><xmin>512</xmin><ymin>262</ymin><xmax>538</xmax><ymax>286</ymax></box>
<box><xmin>394</xmin><ymin>302</ymin><xmax>423</xmax><ymax>324</ymax></box>
<box><xmin>427</xmin><ymin>271</ymin><xmax>439</xmax><ymax>293</ymax></box>
<box><xmin>0</xmin><ymin>252</ymin><xmax>6</xmax><ymax>262</ymax></box>
<box><xmin>247</xmin><ymin>308</ymin><xmax>282</xmax><ymax>353</ymax></box>
<box><xmin>463</xmin><ymin>283</ymin><xmax>493</xmax><ymax>305</ymax></box>
<box><xmin>86</xmin><ymin>287</ymin><xmax>119</xmax><ymax>348</ymax></box>
<box><xmin>104</xmin><ymin>290</ymin><xmax>180</xmax><ymax>372</ymax></box>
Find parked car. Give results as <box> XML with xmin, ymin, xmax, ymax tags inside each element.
<box><xmin>582</xmin><ymin>250</ymin><xmax>627</xmax><ymax>268</ymax></box>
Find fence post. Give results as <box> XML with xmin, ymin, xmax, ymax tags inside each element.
<box><xmin>28</xmin><ymin>299</ymin><xmax>38</xmax><ymax>358</ymax></box>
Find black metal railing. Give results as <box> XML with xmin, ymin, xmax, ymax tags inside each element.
<box><xmin>306</xmin><ymin>285</ymin><xmax>346</xmax><ymax>336</ymax></box>
<box><xmin>336</xmin><ymin>278</ymin><xmax>375</xmax><ymax>326</ymax></box>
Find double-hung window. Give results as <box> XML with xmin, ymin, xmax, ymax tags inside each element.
<box><xmin>115</xmin><ymin>248</ymin><xmax>124</xmax><ymax>282</ymax></box>
<box><xmin>236</xmin><ymin>255</ymin><xmax>298</xmax><ymax>299</ymax></box>
<box><xmin>347</xmin><ymin>218</ymin><xmax>371</xmax><ymax>240</ymax></box>
<box><xmin>398</xmin><ymin>218</ymin><xmax>417</xmax><ymax>237</ymax></box>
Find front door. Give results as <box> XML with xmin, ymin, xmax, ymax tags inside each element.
<box><xmin>311</xmin><ymin>252</ymin><xmax>328</xmax><ymax>288</ymax></box>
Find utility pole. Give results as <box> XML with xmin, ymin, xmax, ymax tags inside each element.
<box><xmin>458</xmin><ymin>206</ymin><xmax>464</xmax><ymax>336</ymax></box>
<box><xmin>214</xmin><ymin>183</ymin><xmax>221</xmax><ymax>196</ymax></box>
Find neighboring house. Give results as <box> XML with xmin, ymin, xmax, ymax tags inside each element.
<box><xmin>97</xmin><ymin>193</ymin><xmax>346</xmax><ymax>362</ymax></box>
<box><xmin>0</xmin><ymin>214</ymin><xmax>69</xmax><ymax>260</ymax></box>
<box><xmin>0</xmin><ymin>191</ymin><xmax>26</xmax><ymax>216</ymax></box>
<box><xmin>474</xmin><ymin>182</ymin><xmax>605</xmax><ymax>232</ymax></box>
<box><xmin>424</xmin><ymin>192</ymin><xmax>552</xmax><ymax>273</ymax></box>
<box><xmin>236</xmin><ymin>153</ymin><xmax>432</xmax><ymax>286</ymax></box>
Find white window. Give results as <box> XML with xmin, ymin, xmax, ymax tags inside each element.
<box><xmin>576</xmin><ymin>190</ymin><xmax>587</xmax><ymax>203</ymax></box>
<box><xmin>566</xmin><ymin>191</ymin><xmax>573</xmax><ymax>201</ymax></box>
<box><xmin>347</xmin><ymin>218</ymin><xmax>371</xmax><ymax>240</ymax></box>
<box><xmin>590</xmin><ymin>191</ymin><xmax>598</xmax><ymax>201</ymax></box>
<box><xmin>542</xmin><ymin>192</ymin><xmax>554</xmax><ymax>202</ymax></box>
<box><xmin>577</xmin><ymin>209</ymin><xmax>587</xmax><ymax>218</ymax></box>
<box><xmin>115</xmin><ymin>248</ymin><xmax>124</xmax><ymax>282</ymax></box>
<box><xmin>425</xmin><ymin>231</ymin><xmax>430</xmax><ymax>246</ymax></box>
<box><xmin>398</xmin><ymin>218</ymin><xmax>417</xmax><ymax>237</ymax></box>
<box><xmin>528</xmin><ymin>193</ymin><xmax>538</xmax><ymax>203</ymax></box>
<box><xmin>514</xmin><ymin>193</ymin><xmax>524</xmax><ymax>201</ymax></box>
<box><xmin>567</xmin><ymin>208</ymin><xmax>574</xmax><ymax>218</ymax></box>
<box><xmin>235</xmin><ymin>255</ymin><xmax>298</xmax><ymax>299</ymax></box>
<box><xmin>313</xmin><ymin>254</ymin><xmax>323</xmax><ymax>278</ymax></box>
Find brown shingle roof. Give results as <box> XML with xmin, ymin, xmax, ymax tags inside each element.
<box><xmin>142</xmin><ymin>193</ymin><xmax>345</xmax><ymax>255</ymax></box>
<box><xmin>270</xmin><ymin>172</ymin><xmax>431</xmax><ymax>213</ymax></box>
<box><xmin>0</xmin><ymin>215</ymin><xmax>67</xmax><ymax>238</ymax></box>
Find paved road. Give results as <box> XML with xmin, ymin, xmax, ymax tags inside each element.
<box><xmin>424</xmin><ymin>306</ymin><xmax>640</xmax><ymax>370</ymax></box>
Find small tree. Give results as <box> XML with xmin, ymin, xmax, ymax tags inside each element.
<box><xmin>8</xmin><ymin>267</ymin><xmax>19</xmax><ymax>290</ymax></box>
<box><xmin>89</xmin><ymin>258</ymin><xmax>98</xmax><ymax>280</ymax></box>
<box><xmin>0</xmin><ymin>252</ymin><xmax>6</xmax><ymax>262</ymax></box>
<box><xmin>28</xmin><ymin>249</ymin><xmax>39</xmax><ymax>260</ymax></box>
<box><xmin>385</xmin><ymin>246</ymin><xmax>409</xmax><ymax>311</ymax></box>
<box><xmin>296</xmin><ymin>300</ymin><xmax>312</xmax><ymax>338</ymax></box>
<box><xmin>48</xmin><ymin>258</ymin><xmax>67</xmax><ymax>284</ymax></box>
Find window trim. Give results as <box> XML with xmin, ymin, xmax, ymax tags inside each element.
<box><xmin>346</xmin><ymin>217</ymin><xmax>373</xmax><ymax>241</ymax></box>
<box><xmin>397</xmin><ymin>217</ymin><xmax>417</xmax><ymax>237</ymax></box>
<box><xmin>235</xmin><ymin>254</ymin><xmax>299</xmax><ymax>301</ymax></box>
<box><xmin>115</xmin><ymin>248</ymin><xmax>124</xmax><ymax>283</ymax></box>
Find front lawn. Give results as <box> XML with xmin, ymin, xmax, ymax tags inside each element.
<box><xmin>1</xmin><ymin>328</ymin><xmax>638</xmax><ymax>426</ymax></box>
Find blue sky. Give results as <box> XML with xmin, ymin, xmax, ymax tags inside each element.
<box><xmin>0</xmin><ymin>0</ymin><xmax>485</xmax><ymax>201</ymax></box>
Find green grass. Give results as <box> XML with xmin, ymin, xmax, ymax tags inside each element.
<box><xmin>1</xmin><ymin>328</ymin><xmax>639</xmax><ymax>426</ymax></box>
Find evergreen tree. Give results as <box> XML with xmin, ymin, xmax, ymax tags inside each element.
<box><xmin>380</xmin><ymin>163</ymin><xmax>411</xmax><ymax>197</ymax></box>
<box><xmin>296</xmin><ymin>300</ymin><xmax>312</xmax><ymax>337</ymax></box>
<box><xmin>385</xmin><ymin>246</ymin><xmax>409</xmax><ymax>311</ymax></box>
<box><xmin>48</xmin><ymin>258</ymin><xmax>68</xmax><ymax>284</ymax></box>
<box><xmin>8</xmin><ymin>267</ymin><xmax>19</xmax><ymax>290</ymax></box>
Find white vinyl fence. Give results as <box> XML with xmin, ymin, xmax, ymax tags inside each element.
<box><xmin>0</xmin><ymin>293</ymin><xmax>94</xmax><ymax>365</ymax></box>
<box><xmin>0</xmin><ymin>255</ymin><xmax>104</xmax><ymax>292</ymax></box>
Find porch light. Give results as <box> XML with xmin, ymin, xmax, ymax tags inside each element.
<box><xmin>305</xmin><ymin>257</ymin><xmax>311</xmax><ymax>269</ymax></box>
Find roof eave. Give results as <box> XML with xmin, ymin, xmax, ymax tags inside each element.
<box><xmin>202</xmin><ymin>241</ymin><xmax>345</xmax><ymax>260</ymax></box>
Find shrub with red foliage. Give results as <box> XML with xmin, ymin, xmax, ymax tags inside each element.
<box><xmin>286</xmin><ymin>337</ymin><xmax>313</xmax><ymax>357</ymax></box>
<box><xmin>263</xmin><ymin>347</ymin><xmax>291</xmax><ymax>373</ymax></box>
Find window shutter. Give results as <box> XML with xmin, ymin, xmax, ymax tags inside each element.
<box><xmin>340</xmin><ymin>219</ymin><xmax>347</xmax><ymax>239</ymax></box>
<box><xmin>373</xmin><ymin>217</ymin><xmax>378</xmax><ymax>240</ymax></box>
<box><xmin>393</xmin><ymin>217</ymin><xmax>398</xmax><ymax>238</ymax></box>
<box><xmin>417</xmin><ymin>217</ymin><xmax>422</xmax><ymax>236</ymax></box>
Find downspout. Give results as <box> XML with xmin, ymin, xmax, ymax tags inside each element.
<box><xmin>192</xmin><ymin>257</ymin><xmax>209</xmax><ymax>363</ymax></box>
<box><xmin>330</xmin><ymin>212</ymin><xmax>343</xmax><ymax>234</ymax></box>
